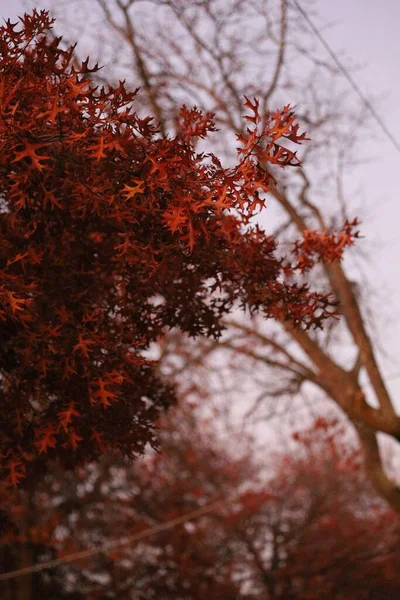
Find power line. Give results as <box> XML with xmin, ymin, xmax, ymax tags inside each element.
<box><xmin>291</xmin><ymin>0</ymin><xmax>400</xmax><ymax>156</ymax></box>
<box><xmin>0</xmin><ymin>498</ymin><xmax>224</xmax><ymax>582</ymax></box>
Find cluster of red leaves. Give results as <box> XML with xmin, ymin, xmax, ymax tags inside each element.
<box><xmin>0</xmin><ymin>11</ymin><xmax>348</xmax><ymax>485</ymax></box>
<box><xmin>293</xmin><ymin>218</ymin><xmax>360</xmax><ymax>272</ymax></box>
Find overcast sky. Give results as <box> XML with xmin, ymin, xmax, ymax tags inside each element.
<box><xmin>318</xmin><ymin>0</ymin><xmax>400</xmax><ymax>403</ymax></box>
<box><xmin>1</xmin><ymin>0</ymin><xmax>400</xmax><ymax>402</ymax></box>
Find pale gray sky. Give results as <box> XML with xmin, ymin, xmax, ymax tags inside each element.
<box><xmin>1</xmin><ymin>0</ymin><xmax>400</xmax><ymax>401</ymax></box>
<box><xmin>318</xmin><ymin>0</ymin><xmax>400</xmax><ymax>401</ymax></box>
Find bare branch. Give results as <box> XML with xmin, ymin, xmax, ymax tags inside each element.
<box><xmin>114</xmin><ymin>0</ymin><xmax>167</xmax><ymax>135</ymax></box>
<box><xmin>262</xmin><ymin>0</ymin><xmax>287</xmax><ymax>111</ymax></box>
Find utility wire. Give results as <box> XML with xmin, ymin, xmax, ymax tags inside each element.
<box><xmin>291</xmin><ymin>0</ymin><xmax>400</xmax><ymax>156</ymax></box>
<box><xmin>0</xmin><ymin>498</ymin><xmax>224</xmax><ymax>582</ymax></box>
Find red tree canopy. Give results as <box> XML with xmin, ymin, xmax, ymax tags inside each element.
<box><xmin>0</xmin><ymin>11</ymin><xmax>356</xmax><ymax>485</ymax></box>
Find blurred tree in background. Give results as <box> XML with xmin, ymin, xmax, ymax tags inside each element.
<box><xmin>2</xmin><ymin>404</ymin><xmax>400</xmax><ymax>599</ymax></box>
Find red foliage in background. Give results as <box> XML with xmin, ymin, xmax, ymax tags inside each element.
<box><xmin>0</xmin><ymin>11</ymin><xmax>354</xmax><ymax>484</ymax></box>
<box><xmin>1</xmin><ymin>409</ymin><xmax>399</xmax><ymax>599</ymax></box>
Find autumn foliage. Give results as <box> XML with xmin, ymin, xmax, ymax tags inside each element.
<box><xmin>0</xmin><ymin>10</ymin><xmax>357</xmax><ymax>485</ymax></box>
<box><xmin>1</xmin><ymin>408</ymin><xmax>399</xmax><ymax>599</ymax></box>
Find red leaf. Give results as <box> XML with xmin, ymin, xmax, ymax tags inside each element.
<box><xmin>90</xmin><ymin>379</ymin><xmax>118</xmax><ymax>408</ymax></box>
<box><xmin>73</xmin><ymin>334</ymin><xmax>96</xmax><ymax>358</ymax></box>
<box><xmin>58</xmin><ymin>401</ymin><xmax>80</xmax><ymax>431</ymax></box>
<box><xmin>34</xmin><ymin>427</ymin><xmax>57</xmax><ymax>454</ymax></box>
<box><xmin>12</xmin><ymin>141</ymin><xmax>50</xmax><ymax>171</ymax></box>
<box><xmin>7</xmin><ymin>459</ymin><xmax>26</xmax><ymax>486</ymax></box>
<box><xmin>67</xmin><ymin>429</ymin><xmax>83</xmax><ymax>450</ymax></box>
<box><xmin>6</xmin><ymin>291</ymin><xmax>27</xmax><ymax>315</ymax></box>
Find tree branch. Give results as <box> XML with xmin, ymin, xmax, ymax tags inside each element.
<box><xmin>356</xmin><ymin>425</ymin><xmax>400</xmax><ymax>514</ymax></box>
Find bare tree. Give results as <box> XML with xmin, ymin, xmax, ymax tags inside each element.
<box><xmin>31</xmin><ymin>0</ymin><xmax>400</xmax><ymax>511</ymax></box>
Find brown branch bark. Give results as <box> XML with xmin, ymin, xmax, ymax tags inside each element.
<box><xmin>357</xmin><ymin>426</ymin><xmax>400</xmax><ymax>514</ymax></box>
<box><xmin>270</xmin><ymin>181</ymin><xmax>398</xmax><ymax>422</ymax></box>
<box><xmin>96</xmin><ymin>0</ymin><xmax>167</xmax><ymax>135</ymax></box>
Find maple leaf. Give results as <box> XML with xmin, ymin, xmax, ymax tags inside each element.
<box><xmin>90</xmin><ymin>378</ymin><xmax>118</xmax><ymax>407</ymax></box>
<box><xmin>58</xmin><ymin>401</ymin><xmax>80</xmax><ymax>431</ymax></box>
<box><xmin>163</xmin><ymin>207</ymin><xmax>188</xmax><ymax>233</ymax></box>
<box><xmin>206</xmin><ymin>185</ymin><xmax>230</xmax><ymax>213</ymax></box>
<box><xmin>114</xmin><ymin>234</ymin><xmax>132</xmax><ymax>257</ymax></box>
<box><xmin>65</xmin><ymin>74</ymin><xmax>90</xmax><ymax>98</ymax></box>
<box><xmin>105</xmin><ymin>370</ymin><xmax>124</xmax><ymax>384</ymax></box>
<box><xmin>62</xmin><ymin>359</ymin><xmax>77</xmax><ymax>380</ymax></box>
<box><xmin>45</xmin><ymin>96</ymin><xmax>66</xmax><ymax>124</ymax></box>
<box><xmin>85</xmin><ymin>135</ymin><xmax>110</xmax><ymax>162</ymax></box>
<box><xmin>122</xmin><ymin>180</ymin><xmax>145</xmax><ymax>200</ymax></box>
<box><xmin>6</xmin><ymin>291</ymin><xmax>27</xmax><ymax>314</ymax></box>
<box><xmin>7</xmin><ymin>459</ymin><xmax>26</xmax><ymax>486</ymax></box>
<box><xmin>12</xmin><ymin>141</ymin><xmax>50</xmax><ymax>171</ymax></box>
<box><xmin>67</xmin><ymin>429</ymin><xmax>83</xmax><ymax>450</ymax></box>
<box><xmin>243</xmin><ymin>96</ymin><xmax>261</xmax><ymax>125</ymax></box>
<box><xmin>270</xmin><ymin>106</ymin><xmax>296</xmax><ymax>141</ymax></box>
<box><xmin>41</xmin><ymin>185</ymin><xmax>63</xmax><ymax>210</ymax></box>
<box><xmin>73</xmin><ymin>334</ymin><xmax>96</xmax><ymax>358</ymax></box>
<box><xmin>146</xmin><ymin>156</ymin><xmax>169</xmax><ymax>180</ymax></box>
<box><xmin>34</xmin><ymin>426</ymin><xmax>57</xmax><ymax>454</ymax></box>
<box><xmin>91</xmin><ymin>428</ymin><xmax>106</xmax><ymax>452</ymax></box>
